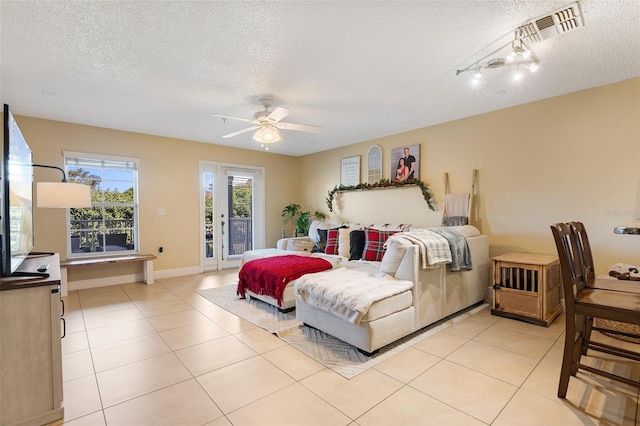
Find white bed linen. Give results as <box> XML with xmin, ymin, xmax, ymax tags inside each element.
<box><xmin>295</xmin><ymin>268</ymin><xmax>413</xmax><ymax>325</ymax></box>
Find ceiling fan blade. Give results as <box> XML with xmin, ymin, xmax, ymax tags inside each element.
<box><xmin>267</xmin><ymin>107</ymin><xmax>290</xmax><ymax>123</ymax></box>
<box><xmin>212</xmin><ymin>114</ymin><xmax>251</xmax><ymax>123</ymax></box>
<box><xmin>276</xmin><ymin>122</ymin><xmax>322</xmax><ymax>133</ymax></box>
<box><xmin>222</xmin><ymin>126</ymin><xmax>260</xmax><ymax>138</ymax></box>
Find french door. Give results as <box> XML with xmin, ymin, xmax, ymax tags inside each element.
<box><xmin>200</xmin><ymin>161</ymin><xmax>264</xmax><ymax>271</ymax></box>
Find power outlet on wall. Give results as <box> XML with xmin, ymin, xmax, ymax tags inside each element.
<box><xmin>158</xmin><ymin>246</ymin><xmax>164</xmax><ymax>254</ymax></box>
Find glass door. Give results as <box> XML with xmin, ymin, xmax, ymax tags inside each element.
<box><xmin>201</xmin><ymin>168</ymin><xmax>217</xmax><ymax>271</ymax></box>
<box><xmin>200</xmin><ymin>161</ymin><xmax>264</xmax><ymax>271</ymax></box>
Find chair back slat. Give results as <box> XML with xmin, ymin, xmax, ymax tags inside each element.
<box><xmin>570</xmin><ymin>221</ymin><xmax>595</xmax><ymax>284</ymax></box>
<box><xmin>550</xmin><ymin>223</ymin><xmax>589</xmax><ymax>315</ymax></box>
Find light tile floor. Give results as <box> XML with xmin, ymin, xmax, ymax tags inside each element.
<box><xmin>54</xmin><ymin>270</ymin><xmax>640</xmax><ymax>425</ymax></box>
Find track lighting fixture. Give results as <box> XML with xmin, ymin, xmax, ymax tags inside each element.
<box><xmin>456</xmin><ymin>2</ymin><xmax>585</xmax><ymax>85</ymax></box>
<box><xmin>473</xmin><ymin>67</ymin><xmax>482</xmax><ymax>80</ymax></box>
<box><xmin>456</xmin><ymin>28</ymin><xmax>540</xmax><ymax>83</ymax></box>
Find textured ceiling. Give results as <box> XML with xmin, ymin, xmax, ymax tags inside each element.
<box><xmin>1</xmin><ymin>1</ymin><xmax>639</xmax><ymax>156</ymax></box>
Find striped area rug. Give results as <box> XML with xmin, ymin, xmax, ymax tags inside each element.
<box><xmin>197</xmin><ymin>285</ymin><xmax>488</xmax><ymax>379</ymax></box>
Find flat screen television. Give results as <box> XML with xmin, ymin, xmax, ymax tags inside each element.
<box><xmin>1</xmin><ymin>104</ymin><xmax>35</xmax><ymax>276</ymax></box>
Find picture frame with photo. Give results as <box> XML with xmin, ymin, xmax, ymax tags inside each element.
<box><xmin>391</xmin><ymin>145</ymin><xmax>420</xmax><ymax>182</ymax></box>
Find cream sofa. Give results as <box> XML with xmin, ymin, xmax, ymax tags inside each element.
<box><xmin>294</xmin><ymin>228</ymin><xmax>489</xmax><ymax>354</ymax></box>
<box><xmin>240</xmin><ymin>221</ymin><xmax>490</xmax><ymax>353</ymax></box>
<box><xmin>240</xmin><ymin>220</ymin><xmax>411</xmax><ymax>311</ymax></box>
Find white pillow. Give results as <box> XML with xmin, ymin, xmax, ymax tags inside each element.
<box><xmin>338</xmin><ymin>228</ymin><xmax>353</xmax><ymax>258</ymax></box>
<box><xmin>380</xmin><ymin>237</ymin><xmax>412</xmax><ymax>275</ymax></box>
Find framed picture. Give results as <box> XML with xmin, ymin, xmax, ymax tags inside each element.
<box><xmin>341</xmin><ymin>156</ymin><xmax>360</xmax><ymax>186</ymax></box>
<box><xmin>391</xmin><ymin>144</ymin><xmax>420</xmax><ymax>182</ymax></box>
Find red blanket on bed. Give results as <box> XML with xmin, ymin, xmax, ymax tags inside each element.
<box><xmin>237</xmin><ymin>255</ymin><xmax>333</xmax><ymax>306</ymax></box>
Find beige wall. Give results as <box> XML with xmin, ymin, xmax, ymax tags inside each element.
<box><xmin>14</xmin><ymin>117</ymin><xmax>301</xmax><ymax>272</ymax></box>
<box><xmin>11</xmin><ymin>78</ymin><xmax>640</xmax><ymax>277</ymax></box>
<box><xmin>300</xmin><ymin>78</ymin><xmax>640</xmax><ymax>274</ymax></box>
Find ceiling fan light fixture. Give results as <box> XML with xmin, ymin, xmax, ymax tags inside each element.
<box><xmin>253</xmin><ymin>124</ymin><xmax>282</xmax><ymax>144</ymax></box>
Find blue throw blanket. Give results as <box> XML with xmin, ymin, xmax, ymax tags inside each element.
<box><xmin>427</xmin><ymin>227</ymin><xmax>473</xmax><ymax>271</ymax></box>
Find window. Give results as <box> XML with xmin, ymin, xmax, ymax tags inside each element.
<box><xmin>64</xmin><ymin>151</ymin><xmax>139</xmax><ymax>256</ymax></box>
<box><xmin>367</xmin><ymin>145</ymin><xmax>382</xmax><ymax>183</ymax></box>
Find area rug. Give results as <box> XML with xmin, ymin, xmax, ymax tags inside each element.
<box><xmin>197</xmin><ymin>285</ymin><xmax>488</xmax><ymax>379</ymax></box>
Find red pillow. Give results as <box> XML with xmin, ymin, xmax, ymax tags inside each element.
<box><xmin>363</xmin><ymin>228</ymin><xmax>397</xmax><ymax>261</ymax></box>
<box><xmin>324</xmin><ymin>228</ymin><xmax>340</xmax><ymax>255</ymax></box>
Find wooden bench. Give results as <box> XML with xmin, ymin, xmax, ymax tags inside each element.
<box><xmin>60</xmin><ymin>254</ymin><xmax>157</xmax><ymax>296</ymax></box>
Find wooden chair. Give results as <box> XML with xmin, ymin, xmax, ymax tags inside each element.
<box><xmin>550</xmin><ymin>222</ymin><xmax>640</xmax><ymax>398</ymax></box>
<box><xmin>571</xmin><ymin>221</ymin><xmax>640</xmax><ymax>346</ymax></box>
<box><xmin>568</xmin><ymin>221</ymin><xmax>596</xmax><ymax>352</ymax></box>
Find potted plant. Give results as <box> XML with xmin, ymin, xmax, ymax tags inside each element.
<box><xmin>281</xmin><ymin>203</ymin><xmax>326</xmax><ymax>236</ymax></box>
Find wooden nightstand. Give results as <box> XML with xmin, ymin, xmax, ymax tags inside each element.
<box><xmin>491</xmin><ymin>252</ymin><xmax>563</xmax><ymax>326</ymax></box>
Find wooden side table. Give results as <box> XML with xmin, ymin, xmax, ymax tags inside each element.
<box><xmin>491</xmin><ymin>252</ymin><xmax>563</xmax><ymax>326</ymax></box>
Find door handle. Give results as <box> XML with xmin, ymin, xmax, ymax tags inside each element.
<box><xmin>221</xmin><ymin>214</ymin><xmax>225</xmax><ymax>260</ymax></box>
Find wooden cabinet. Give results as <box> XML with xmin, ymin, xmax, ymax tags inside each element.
<box><xmin>0</xmin><ymin>254</ymin><xmax>63</xmax><ymax>426</ymax></box>
<box><xmin>491</xmin><ymin>252</ymin><xmax>563</xmax><ymax>327</ymax></box>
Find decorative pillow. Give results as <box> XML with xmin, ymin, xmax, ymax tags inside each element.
<box><xmin>349</xmin><ymin>230</ymin><xmax>366</xmax><ymax>261</ymax></box>
<box><xmin>308</xmin><ymin>220</ymin><xmax>339</xmax><ymax>244</ymax></box>
<box><xmin>324</xmin><ymin>228</ymin><xmax>340</xmax><ymax>255</ymax></box>
<box><xmin>380</xmin><ymin>237</ymin><xmax>412</xmax><ymax>275</ymax></box>
<box><xmin>338</xmin><ymin>228</ymin><xmax>353</xmax><ymax>258</ymax></box>
<box><xmin>363</xmin><ymin>228</ymin><xmax>398</xmax><ymax>261</ymax></box>
<box><xmin>312</xmin><ymin>228</ymin><xmax>329</xmax><ymax>253</ymax></box>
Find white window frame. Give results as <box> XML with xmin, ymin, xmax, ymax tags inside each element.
<box><xmin>63</xmin><ymin>151</ymin><xmax>140</xmax><ymax>258</ymax></box>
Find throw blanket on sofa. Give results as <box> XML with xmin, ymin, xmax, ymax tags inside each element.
<box><xmin>386</xmin><ymin>229</ymin><xmax>451</xmax><ymax>269</ymax></box>
<box><xmin>427</xmin><ymin>227</ymin><xmax>473</xmax><ymax>271</ymax></box>
<box><xmin>237</xmin><ymin>255</ymin><xmax>332</xmax><ymax>305</ymax></box>
<box><xmin>295</xmin><ymin>268</ymin><xmax>414</xmax><ymax>325</ymax></box>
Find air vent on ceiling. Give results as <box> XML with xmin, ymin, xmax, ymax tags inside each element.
<box><xmin>517</xmin><ymin>2</ymin><xmax>584</xmax><ymax>44</ymax></box>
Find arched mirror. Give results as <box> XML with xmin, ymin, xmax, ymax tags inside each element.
<box><xmin>367</xmin><ymin>145</ymin><xmax>382</xmax><ymax>183</ymax></box>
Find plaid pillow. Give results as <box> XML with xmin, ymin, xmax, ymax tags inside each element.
<box><xmin>324</xmin><ymin>228</ymin><xmax>340</xmax><ymax>255</ymax></box>
<box><xmin>363</xmin><ymin>228</ymin><xmax>397</xmax><ymax>261</ymax></box>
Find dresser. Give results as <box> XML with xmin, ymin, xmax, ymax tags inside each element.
<box><xmin>0</xmin><ymin>254</ymin><xmax>63</xmax><ymax>426</ymax></box>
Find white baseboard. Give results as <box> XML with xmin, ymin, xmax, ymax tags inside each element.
<box><xmin>68</xmin><ymin>273</ymin><xmax>143</xmax><ymax>292</ymax></box>
<box><xmin>154</xmin><ymin>266</ymin><xmax>202</xmax><ymax>279</ymax></box>
<box><xmin>67</xmin><ymin>266</ymin><xmax>203</xmax><ymax>292</ymax></box>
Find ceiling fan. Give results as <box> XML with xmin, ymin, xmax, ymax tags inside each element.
<box><xmin>213</xmin><ymin>98</ymin><xmax>321</xmax><ymax>145</ymax></box>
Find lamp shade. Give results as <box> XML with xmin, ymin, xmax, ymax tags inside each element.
<box><xmin>36</xmin><ymin>182</ymin><xmax>92</xmax><ymax>208</ymax></box>
<box><xmin>252</xmin><ymin>125</ymin><xmax>282</xmax><ymax>144</ymax></box>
